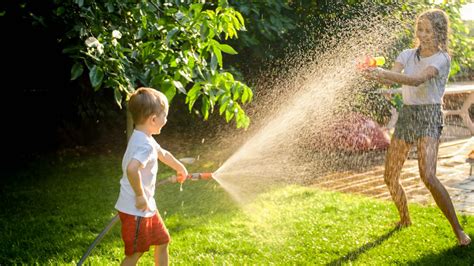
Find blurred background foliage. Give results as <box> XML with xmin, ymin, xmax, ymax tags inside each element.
<box><xmin>0</xmin><ymin>0</ymin><xmax>472</xmax><ymax>157</ymax></box>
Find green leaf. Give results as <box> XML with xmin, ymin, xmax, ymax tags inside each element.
<box><xmin>89</xmin><ymin>65</ymin><xmax>104</xmax><ymax>90</ymax></box>
<box><xmin>210</xmin><ymin>53</ymin><xmax>218</xmax><ymax>71</ymax></box>
<box><xmin>114</xmin><ymin>88</ymin><xmax>122</xmax><ymax>108</ymax></box>
<box><xmin>219</xmin><ymin>44</ymin><xmax>238</xmax><ymax>55</ymax></box>
<box><xmin>70</xmin><ymin>63</ymin><xmax>83</xmax><ymax>80</ymax></box>
<box><xmin>186</xmin><ymin>83</ymin><xmax>201</xmax><ymax>111</ymax></box>
<box><xmin>225</xmin><ymin>108</ymin><xmax>234</xmax><ymax>122</ymax></box>
<box><xmin>172</xmin><ymin>80</ymin><xmax>186</xmax><ymax>94</ymax></box>
<box><xmin>235</xmin><ymin>12</ymin><xmax>245</xmax><ymax>26</ymax></box>
<box><xmin>200</xmin><ymin>23</ymin><xmax>209</xmax><ymax>42</ymax></box>
<box><xmin>55</xmin><ymin>7</ymin><xmax>65</xmax><ymax>16</ymax></box>
<box><xmin>449</xmin><ymin>60</ymin><xmax>461</xmax><ymax>77</ymax></box>
<box><xmin>219</xmin><ymin>96</ymin><xmax>229</xmax><ymax>115</ymax></box>
<box><xmin>178</xmin><ymin>70</ymin><xmax>193</xmax><ymax>82</ymax></box>
<box><xmin>161</xmin><ymin>80</ymin><xmax>177</xmax><ymax>102</ymax></box>
<box><xmin>141</xmin><ymin>15</ymin><xmax>147</xmax><ymax>29</ymax></box>
<box><xmin>190</xmin><ymin>3</ymin><xmax>203</xmax><ymax>15</ymax></box>
<box><xmin>241</xmin><ymin>86</ymin><xmax>251</xmax><ymax>103</ymax></box>
<box><xmin>208</xmin><ymin>89</ymin><xmax>216</xmax><ymax>109</ymax></box>
<box><xmin>124</xmin><ymin>84</ymin><xmax>135</xmax><ymax>95</ymax></box>
<box><xmin>75</xmin><ymin>0</ymin><xmax>84</xmax><ymax>7</ymax></box>
<box><xmin>201</xmin><ymin>96</ymin><xmax>210</xmax><ymax>120</ymax></box>
<box><xmin>194</xmin><ymin>66</ymin><xmax>205</xmax><ymax>80</ymax></box>
<box><xmin>212</xmin><ymin>45</ymin><xmax>223</xmax><ymax>68</ymax></box>
<box><xmin>105</xmin><ymin>3</ymin><xmax>114</xmax><ymax>13</ymax></box>
<box><xmin>187</xmin><ymin>83</ymin><xmax>201</xmax><ymax>101</ymax></box>
<box><xmin>166</xmin><ymin>28</ymin><xmax>179</xmax><ymax>47</ymax></box>
<box><xmin>238</xmin><ymin>114</ymin><xmax>250</xmax><ymax>129</ymax></box>
<box><xmin>232</xmin><ymin>83</ymin><xmax>241</xmax><ymax>101</ymax></box>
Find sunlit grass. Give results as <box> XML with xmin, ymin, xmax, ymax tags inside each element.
<box><xmin>0</xmin><ymin>154</ymin><xmax>472</xmax><ymax>265</ymax></box>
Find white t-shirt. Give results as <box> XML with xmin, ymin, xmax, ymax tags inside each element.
<box><xmin>395</xmin><ymin>48</ymin><xmax>451</xmax><ymax>105</ymax></box>
<box><xmin>115</xmin><ymin>130</ymin><xmax>161</xmax><ymax>217</ymax></box>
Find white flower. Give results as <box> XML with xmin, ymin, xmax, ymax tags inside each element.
<box><xmin>112</xmin><ymin>39</ymin><xmax>118</xmax><ymax>46</ymax></box>
<box><xmin>112</xmin><ymin>30</ymin><xmax>122</xmax><ymax>39</ymax></box>
<box><xmin>97</xmin><ymin>43</ymin><xmax>104</xmax><ymax>55</ymax></box>
<box><xmin>85</xmin><ymin>37</ymin><xmax>100</xmax><ymax>47</ymax></box>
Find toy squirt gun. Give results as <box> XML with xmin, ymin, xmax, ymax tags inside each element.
<box><xmin>355</xmin><ymin>55</ymin><xmax>402</xmax><ymax>122</ymax></box>
<box><xmin>356</xmin><ymin>55</ymin><xmax>385</xmax><ymax>70</ymax></box>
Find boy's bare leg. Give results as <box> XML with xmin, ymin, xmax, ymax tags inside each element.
<box><xmin>384</xmin><ymin>138</ymin><xmax>412</xmax><ymax>227</ymax></box>
<box><xmin>417</xmin><ymin>137</ymin><xmax>471</xmax><ymax>246</ymax></box>
<box><xmin>154</xmin><ymin>244</ymin><xmax>169</xmax><ymax>266</ymax></box>
<box><xmin>121</xmin><ymin>252</ymin><xmax>143</xmax><ymax>266</ymax></box>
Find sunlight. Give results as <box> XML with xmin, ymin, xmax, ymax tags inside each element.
<box><xmin>432</xmin><ymin>1</ymin><xmax>474</xmax><ymax>21</ymax></box>
<box><xmin>461</xmin><ymin>3</ymin><xmax>474</xmax><ymax>20</ymax></box>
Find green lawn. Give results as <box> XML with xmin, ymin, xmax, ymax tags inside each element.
<box><xmin>0</xmin><ymin>153</ymin><xmax>472</xmax><ymax>265</ymax></box>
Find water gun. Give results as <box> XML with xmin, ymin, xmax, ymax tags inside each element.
<box><xmin>356</xmin><ymin>56</ymin><xmax>385</xmax><ymax>70</ymax></box>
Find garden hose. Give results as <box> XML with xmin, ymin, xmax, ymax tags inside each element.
<box><xmin>76</xmin><ymin>172</ymin><xmax>214</xmax><ymax>266</ymax></box>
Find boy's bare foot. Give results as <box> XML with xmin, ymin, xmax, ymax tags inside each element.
<box><xmin>458</xmin><ymin>232</ymin><xmax>471</xmax><ymax>247</ymax></box>
<box><xmin>394</xmin><ymin>220</ymin><xmax>412</xmax><ymax>229</ymax></box>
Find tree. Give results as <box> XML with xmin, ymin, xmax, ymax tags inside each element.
<box><xmin>56</xmin><ymin>0</ymin><xmax>253</xmax><ymax>131</ymax></box>
<box><xmin>226</xmin><ymin>1</ymin><xmax>474</xmax><ymax>82</ymax></box>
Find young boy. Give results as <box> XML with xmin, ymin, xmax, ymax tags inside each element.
<box><xmin>115</xmin><ymin>87</ymin><xmax>188</xmax><ymax>265</ymax></box>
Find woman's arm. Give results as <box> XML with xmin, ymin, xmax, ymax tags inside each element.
<box><xmin>369</xmin><ymin>63</ymin><xmax>438</xmax><ymax>87</ymax></box>
<box><xmin>374</xmin><ymin>62</ymin><xmax>405</xmax><ymax>85</ymax></box>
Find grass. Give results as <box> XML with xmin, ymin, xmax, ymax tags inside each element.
<box><xmin>0</xmin><ymin>153</ymin><xmax>473</xmax><ymax>265</ymax></box>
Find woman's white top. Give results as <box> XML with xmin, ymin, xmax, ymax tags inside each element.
<box><xmin>396</xmin><ymin>48</ymin><xmax>451</xmax><ymax>105</ymax></box>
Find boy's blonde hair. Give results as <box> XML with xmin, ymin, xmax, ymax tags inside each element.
<box><xmin>128</xmin><ymin>87</ymin><xmax>169</xmax><ymax>125</ymax></box>
<box><xmin>415</xmin><ymin>8</ymin><xmax>450</xmax><ymax>53</ymax></box>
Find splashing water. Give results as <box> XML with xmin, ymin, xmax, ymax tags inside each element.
<box><xmin>211</xmin><ymin>11</ymin><xmax>406</xmax><ymax>205</ymax></box>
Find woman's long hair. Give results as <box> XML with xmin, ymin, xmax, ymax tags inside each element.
<box><xmin>414</xmin><ymin>8</ymin><xmax>450</xmax><ymax>61</ymax></box>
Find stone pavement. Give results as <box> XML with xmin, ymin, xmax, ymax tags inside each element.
<box><xmin>312</xmin><ymin>132</ymin><xmax>474</xmax><ymax>215</ymax></box>
<box><xmin>437</xmin><ymin>136</ymin><xmax>474</xmax><ymax>214</ymax></box>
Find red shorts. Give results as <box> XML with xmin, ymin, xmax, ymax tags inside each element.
<box><xmin>118</xmin><ymin>211</ymin><xmax>170</xmax><ymax>256</ymax></box>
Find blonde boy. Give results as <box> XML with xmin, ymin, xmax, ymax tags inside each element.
<box><xmin>115</xmin><ymin>87</ymin><xmax>188</xmax><ymax>265</ymax></box>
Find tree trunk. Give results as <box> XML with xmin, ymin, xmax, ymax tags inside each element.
<box><xmin>126</xmin><ymin>106</ymin><xmax>133</xmax><ymax>141</ymax></box>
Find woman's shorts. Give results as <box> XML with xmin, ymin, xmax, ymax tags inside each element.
<box><xmin>119</xmin><ymin>211</ymin><xmax>170</xmax><ymax>256</ymax></box>
<box><xmin>393</xmin><ymin>104</ymin><xmax>443</xmax><ymax>144</ymax></box>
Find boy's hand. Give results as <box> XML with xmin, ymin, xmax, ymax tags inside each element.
<box><xmin>135</xmin><ymin>195</ymin><xmax>150</xmax><ymax>212</ymax></box>
<box><xmin>176</xmin><ymin>169</ymin><xmax>189</xmax><ymax>184</ymax></box>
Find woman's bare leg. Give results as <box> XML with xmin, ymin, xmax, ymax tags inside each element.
<box><xmin>384</xmin><ymin>137</ymin><xmax>412</xmax><ymax>227</ymax></box>
<box><xmin>417</xmin><ymin>137</ymin><xmax>471</xmax><ymax>246</ymax></box>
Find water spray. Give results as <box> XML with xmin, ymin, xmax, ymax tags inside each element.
<box><xmin>77</xmin><ymin>172</ymin><xmax>214</xmax><ymax>266</ymax></box>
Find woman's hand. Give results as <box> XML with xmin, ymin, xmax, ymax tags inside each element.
<box><xmin>361</xmin><ymin>67</ymin><xmax>384</xmax><ymax>80</ymax></box>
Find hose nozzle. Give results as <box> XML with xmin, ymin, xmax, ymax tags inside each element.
<box><xmin>168</xmin><ymin>172</ymin><xmax>214</xmax><ymax>183</ymax></box>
